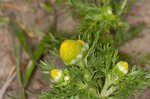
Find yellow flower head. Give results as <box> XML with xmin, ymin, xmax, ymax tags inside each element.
<box><xmin>117</xmin><ymin>61</ymin><xmax>128</xmax><ymax>74</ymax></box>
<box><xmin>60</xmin><ymin>40</ymin><xmax>87</xmax><ymax>65</ymax></box>
<box><xmin>50</xmin><ymin>69</ymin><xmax>62</xmax><ymax>81</ymax></box>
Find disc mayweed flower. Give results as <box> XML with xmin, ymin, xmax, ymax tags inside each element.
<box><xmin>60</xmin><ymin>40</ymin><xmax>88</xmax><ymax>65</ymax></box>
<box><xmin>50</xmin><ymin>69</ymin><xmax>63</xmax><ymax>82</ymax></box>
<box><xmin>113</xmin><ymin>61</ymin><xmax>129</xmax><ymax>75</ymax></box>
<box><xmin>117</xmin><ymin>61</ymin><xmax>128</xmax><ymax>74</ymax></box>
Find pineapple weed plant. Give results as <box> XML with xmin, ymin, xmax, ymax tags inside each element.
<box><xmin>38</xmin><ymin>0</ymin><xmax>150</xmax><ymax>99</ymax></box>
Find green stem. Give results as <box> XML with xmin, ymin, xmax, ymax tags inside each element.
<box><xmin>100</xmin><ymin>74</ymin><xmax>118</xmax><ymax>99</ymax></box>
<box><xmin>23</xmin><ymin>34</ymin><xmax>48</xmax><ymax>86</ymax></box>
<box><xmin>100</xmin><ymin>74</ymin><xmax>112</xmax><ymax>99</ymax></box>
<box><xmin>85</xmin><ymin>31</ymin><xmax>100</xmax><ymax>59</ymax></box>
<box><xmin>23</xmin><ymin>60</ymin><xmax>36</xmax><ymax>86</ymax></box>
<box><xmin>13</xmin><ymin>35</ymin><xmax>26</xmax><ymax>99</ymax></box>
<box><xmin>101</xmin><ymin>80</ymin><xmax>109</xmax><ymax>99</ymax></box>
<box><xmin>12</xmin><ymin>20</ymin><xmax>53</xmax><ymax>87</ymax></box>
<box><xmin>105</xmin><ymin>86</ymin><xmax>117</xmax><ymax>97</ymax></box>
<box><xmin>21</xmin><ymin>88</ymin><xmax>26</xmax><ymax>99</ymax></box>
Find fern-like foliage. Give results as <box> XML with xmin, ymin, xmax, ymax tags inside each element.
<box><xmin>39</xmin><ymin>0</ymin><xmax>150</xmax><ymax>99</ymax></box>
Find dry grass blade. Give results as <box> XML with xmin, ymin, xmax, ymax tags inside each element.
<box><xmin>16</xmin><ymin>22</ymin><xmax>38</xmax><ymax>38</ymax></box>
<box><xmin>7</xmin><ymin>65</ymin><xmax>16</xmax><ymax>80</ymax></box>
<box><xmin>0</xmin><ymin>2</ymin><xmax>28</xmax><ymax>12</ymax></box>
<box><xmin>0</xmin><ymin>72</ymin><xmax>16</xmax><ymax>99</ymax></box>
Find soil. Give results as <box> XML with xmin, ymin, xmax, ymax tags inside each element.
<box><xmin>120</xmin><ymin>0</ymin><xmax>150</xmax><ymax>98</ymax></box>
<box><xmin>0</xmin><ymin>0</ymin><xmax>150</xmax><ymax>99</ymax></box>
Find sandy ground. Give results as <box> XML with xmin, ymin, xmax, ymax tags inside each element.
<box><xmin>0</xmin><ymin>0</ymin><xmax>150</xmax><ymax>99</ymax></box>
<box><xmin>121</xmin><ymin>0</ymin><xmax>150</xmax><ymax>54</ymax></box>
<box><xmin>120</xmin><ymin>0</ymin><xmax>150</xmax><ymax>98</ymax></box>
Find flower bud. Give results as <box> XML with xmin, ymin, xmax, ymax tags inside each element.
<box><xmin>60</xmin><ymin>40</ymin><xmax>88</xmax><ymax>65</ymax></box>
<box><xmin>113</xmin><ymin>61</ymin><xmax>129</xmax><ymax>75</ymax></box>
<box><xmin>50</xmin><ymin>69</ymin><xmax>63</xmax><ymax>82</ymax></box>
<box><xmin>64</xmin><ymin>76</ymin><xmax>70</xmax><ymax>81</ymax></box>
<box><xmin>101</xmin><ymin>6</ymin><xmax>113</xmax><ymax>16</ymax></box>
<box><xmin>55</xmin><ymin>75</ymin><xmax>71</xmax><ymax>87</ymax></box>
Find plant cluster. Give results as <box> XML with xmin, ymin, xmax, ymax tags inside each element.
<box><xmin>39</xmin><ymin>0</ymin><xmax>150</xmax><ymax>99</ymax></box>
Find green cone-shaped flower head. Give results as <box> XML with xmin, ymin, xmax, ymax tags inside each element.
<box><xmin>117</xmin><ymin>61</ymin><xmax>128</xmax><ymax>74</ymax></box>
<box><xmin>50</xmin><ymin>69</ymin><xmax>63</xmax><ymax>82</ymax></box>
<box><xmin>112</xmin><ymin>61</ymin><xmax>129</xmax><ymax>76</ymax></box>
